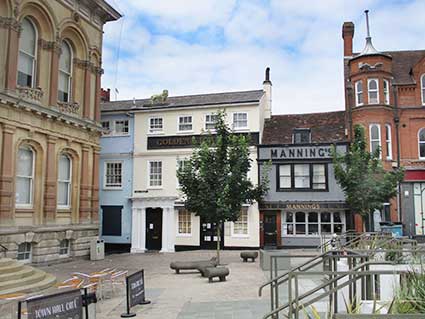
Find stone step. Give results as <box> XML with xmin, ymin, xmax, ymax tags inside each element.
<box><xmin>0</xmin><ymin>266</ymin><xmax>34</xmax><ymax>282</ymax></box>
<box><xmin>0</xmin><ymin>269</ymin><xmax>47</xmax><ymax>292</ymax></box>
<box><xmin>0</xmin><ymin>273</ymin><xmax>56</xmax><ymax>295</ymax></box>
<box><xmin>0</xmin><ymin>261</ymin><xmax>24</xmax><ymax>274</ymax></box>
<box><xmin>0</xmin><ymin>258</ymin><xmax>15</xmax><ymax>268</ymax></box>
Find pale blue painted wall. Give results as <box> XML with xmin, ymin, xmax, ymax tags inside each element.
<box><xmin>99</xmin><ymin>113</ymin><xmax>134</xmax><ymax>244</ymax></box>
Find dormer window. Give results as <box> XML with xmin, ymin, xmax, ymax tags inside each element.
<box><xmin>421</xmin><ymin>74</ymin><xmax>425</xmax><ymax>105</ymax></box>
<box><xmin>293</xmin><ymin>129</ymin><xmax>311</xmax><ymax>144</ymax></box>
<box><xmin>368</xmin><ymin>79</ymin><xmax>379</xmax><ymax>104</ymax></box>
<box><xmin>355</xmin><ymin>81</ymin><xmax>363</xmax><ymax>106</ymax></box>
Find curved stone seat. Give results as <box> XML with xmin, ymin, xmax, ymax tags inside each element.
<box><xmin>204</xmin><ymin>267</ymin><xmax>229</xmax><ymax>283</ymax></box>
<box><xmin>170</xmin><ymin>257</ymin><xmax>218</xmax><ymax>274</ymax></box>
<box><xmin>240</xmin><ymin>251</ymin><xmax>258</xmax><ymax>262</ymax></box>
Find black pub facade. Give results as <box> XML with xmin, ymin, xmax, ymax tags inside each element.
<box><xmin>258</xmin><ymin>111</ymin><xmax>350</xmax><ymax>247</ymax></box>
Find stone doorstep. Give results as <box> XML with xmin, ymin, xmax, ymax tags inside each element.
<box><xmin>0</xmin><ymin>269</ymin><xmax>47</xmax><ymax>291</ymax></box>
<box><xmin>0</xmin><ymin>273</ymin><xmax>56</xmax><ymax>295</ymax></box>
<box><xmin>0</xmin><ymin>265</ymin><xmax>34</xmax><ymax>282</ymax></box>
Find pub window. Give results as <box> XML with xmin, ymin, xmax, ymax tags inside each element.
<box><xmin>149</xmin><ymin>117</ymin><xmax>163</xmax><ymax>133</ymax></box>
<box><xmin>285</xmin><ymin>212</ymin><xmax>294</xmax><ymax>235</ymax></box>
<box><xmin>369</xmin><ymin>124</ymin><xmax>381</xmax><ymax>157</ymax></box>
<box><xmin>178</xmin><ymin>210</ymin><xmax>191</xmax><ymax>235</ymax></box>
<box><xmin>283</xmin><ymin>212</ymin><xmax>345</xmax><ymax>236</ymax></box>
<box><xmin>321</xmin><ymin>212</ymin><xmax>332</xmax><ymax>233</ymax></box>
<box><xmin>148</xmin><ymin>161</ymin><xmax>162</xmax><ymax>187</ymax></box>
<box><xmin>333</xmin><ymin>212</ymin><xmax>344</xmax><ymax>233</ymax></box>
<box><xmin>178</xmin><ymin>115</ymin><xmax>192</xmax><ymax>132</ymax></box>
<box><xmin>385</xmin><ymin>124</ymin><xmax>392</xmax><ymax>160</ymax></box>
<box><xmin>279</xmin><ymin>165</ymin><xmax>291</xmax><ymax>189</ymax></box>
<box><xmin>294</xmin><ymin>164</ymin><xmax>310</xmax><ymax>188</ymax></box>
<box><xmin>308</xmin><ymin>212</ymin><xmax>319</xmax><ymax>235</ymax></box>
<box><xmin>419</xmin><ymin>128</ymin><xmax>425</xmax><ymax>159</ymax></box>
<box><xmin>17</xmin><ymin>18</ymin><xmax>37</xmax><ymax>87</ymax></box>
<box><xmin>233</xmin><ymin>209</ymin><xmax>248</xmax><ymax>235</ymax></box>
<box><xmin>293</xmin><ymin>129</ymin><xmax>311</xmax><ymax>144</ymax></box>
<box><xmin>295</xmin><ymin>212</ymin><xmax>306</xmax><ymax>235</ymax></box>
<box><xmin>205</xmin><ymin>114</ymin><xmax>218</xmax><ymax>130</ymax></box>
<box><xmin>368</xmin><ymin>79</ymin><xmax>379</xmax><ymax>104</ymax></box>
<box><xmin>278</xmin><ymin>163</ymin><xmax>327</xmax><ymax>190</ymax></box>
<box><xmin>17</xmin><ymin>242</ymin><xmax>32</xmax><ymax>262</ymax></box>
<box><xmin>355</xmin><ymin>80</ymin><xmax>363</xmax><ymax>106</ymax></box>
<box><xmin>312</xmin><ymin>164</ymin><xmax>326</xmax><ymax>189</ymax></box>
<box><xmin>104</xmin><ymin>161</ymin><xmax>122</xmax><ymax>189</ymax></box>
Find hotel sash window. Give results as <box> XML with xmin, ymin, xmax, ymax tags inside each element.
<box><xmin>368</xmin><ymin>79</ymin><xmax>379</xmax><ymax>104</ymax></box>
<box><xmin>58</xmin><ymin>41</ymin><xmax>72</xmax><ymax>103</ymax></box>
<box><xmin>178</xmin><ymin>210</ymin><xmax>191</xmax><ymax>235</ymax></box>
<box><xmin>278</xmin><ymin>164</ymin><xmax>327</xmax><ymax>190</ymax></box>
<box><xmin>17</xmin><ymin>242</ymin><xmax>32</xmax><ymax>261</ymax></box>
<box><xmin>115</xmin><ymin>120</ymin><xmax>129</xmax><ymax>135</ymax></box>
<box><xmin>355</xmin><ymin>81</ymin><xmax>363</xmax><ymax>106</ymax></box>
<box><xmin>17</xmin><ymin>18</ymin><xmax>37</xmax><ymax>87</ymax></box>
<box><xmin>419</xmin><ymin>128</ymin><xmax>425</xmax><ymax>159</ymax></box>
<box><xmin>57</xmin><ymin>154</ymin><xmax>72</xmax><ymax>208</ymax></box>
<box><xmin>205</xmin><ymin>114</ymin><xmax>218</xmax><ymax>130</ymax></box>
<box><xmin>16</xmin><ymin>146</ymin><xmax>34</xmax><ymax>206</ymax></box>
<box><xmin>293</xmin><ymin>129</ymin><xmax>311</xmax><ymax>144</ymax></box>
<box><xmin>59</xmin><ymin>239</ymin><xmax>70</xmax><ymax>255</ymax></box>
<box><xmin>383</xmin><ymin>79</ymin><xmax>390</xmax><ymax>105</ymax></box>
<box><xmin>233</xmin><ymin>112</ymin><xmax>248</xmax><ymax>129</ymax></box>
<box><xmin>105</xmin><ymin>162</ymin><xmax>122</xmax><ymax>188</ymax></box>
<box><xmin>149</xmin><ymin>117</ymin><xmax>163</xmax><ymax>133</ymax></box>
<box><xmin>101</xmin><ymin>121</ymin><xmax>111</xmax><ymax>135</ymax></box>
<box><xmin>369</xmin><ymin>124</ymin><xmax>381</xmax><ymax>157</ymax></box>
<box><xmin>178</xmin><ymin>115</ymin><xmax>193</xmax><ymax>132</ymax></box>
<box><xmin>283</xmin><ymin>212</ymin><xmax>345</xmax><ymax>236</ymax></box>
<box><xmin>233</xmin><ymin>209</ymin><xmax>248</xmax><ymax>235</ymax></box>
<box><xmin>385</xmin><ymin>124</ymin><xmax>392</xmax><ymax>160</ymax></box>
<box><xmin>149</xmin><ymin>161</ymin><xmax>162</xmax><ymax>187</ymax></box>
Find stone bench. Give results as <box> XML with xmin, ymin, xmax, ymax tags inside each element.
<box><xmin>240</xmin><ymin>251</ymin><xmax>258</xmax><ymax>262</ymax></box>
<box><xmin>204</xmin><ymin>267</ymin><xmax>229</xmax><ymax>283</ymax></box>
<box><xmin>170</xmin><ymin>257</ymin><xmax>218</xmax><ymax>274</ymax></box>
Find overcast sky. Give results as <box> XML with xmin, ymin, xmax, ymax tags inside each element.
<box><xmin>102</xmin><ymin>0</ymin><xmax>425</xmax><ymax>115</ymax></box>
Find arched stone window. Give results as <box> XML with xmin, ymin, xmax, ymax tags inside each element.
<box><xmin>419</xmin><ymin>128</ymin><xmax>425</xmax><ymax>159</ymax></box>
<box><xmin>17</xmin><ymin>18</ymin><xmax>37</xmax><ymax>87</ymax></box>
<box><xmin>421</xmin><ymin>74</ymin><xmax>425</xmax><ymax>105</ymax></box>
<box><xmin>58</xmin><ymin>41</ymin><xmax>73</xmax><ymax>102</ymax></box>
<box><xmin>16</xmin><ymin>145</ymin><xmax>35</xmax><ymax>207</ymax></box>
<box><xmin>57</xmin><ymin>154</ymin><xmax>72</xmax><ymax>208</ymax></box>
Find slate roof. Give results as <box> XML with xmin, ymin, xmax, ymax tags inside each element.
<box><xmin>101</xmin><ymin>90</ymin><xmax>264</xmax><ymax>112</ymax></box>
<box><xmin>262</xmin><ymin>111</ymin><xmax>347</xmax><ymax>145</ymax></box>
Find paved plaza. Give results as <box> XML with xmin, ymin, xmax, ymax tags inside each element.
<box><xmin>38</xmin><ymin>250</ymin><xmax>273</xmax><ymax>319</ymax></box>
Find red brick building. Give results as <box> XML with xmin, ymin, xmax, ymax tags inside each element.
<box><xmin>342</xmin><ymin>12</ymin><xmax>425</xmax><ymax>238</ymax></box>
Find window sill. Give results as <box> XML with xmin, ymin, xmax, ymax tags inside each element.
<box><xmin>15</xmin><ymin>205</ymin><xmax>34</xmax><ymax>211</ymax></box>
<box><xmin>277</xmin><ymin>188</ymin><xmax>329</xmax><ymax>192</ymax></box>
<box><xmin>233</xmin><ymin>128</ymin><xmax>250</xmax><ymax>132</ymax></box>
<box><xmin>147</xmin><ymin>186</ymin><xmax>163</xmax><ymax>190</ymax></box>
<box><xmin>231</xmin><ymin>234</ymin><xmax>250</xmax><ymax>238</ymax></box>
<box><xmin>147</xmin><ymin>131</ymin><xmax>164</xmax><ymax>136</ymax></box>
<box><xmin>103</xmin><ymin>187</ymin><xmax>123</xmax><ymax>191</ymax></box>
<box><xmin>176</xmin><ymin>233</ymin><xmax>192</xmax><ymax>238</ymax></box>
<box><xmin>176</xmin><ymin>130</ymin><xmax>194</xmax><ymax>135</ymax></box>
<box><xmin>57</xmin><ymin>207</ymin><xmax>71</xmax><ymax>212</ymax></box>
<box><xmin>101</xmin><ymin>134</ymin><xmax>130</xmax><ymax>138</ymax></box>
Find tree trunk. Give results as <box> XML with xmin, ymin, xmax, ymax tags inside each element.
<box><xmin>216</xmin><ymin>223</ymin><xmax>221</xmax><ymax>265</ymax></box>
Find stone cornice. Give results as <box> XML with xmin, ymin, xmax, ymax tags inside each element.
<box><xmin>0</xmin><ymin>16</ymin><xmax>21</xmax><ymax>32</ymax></box>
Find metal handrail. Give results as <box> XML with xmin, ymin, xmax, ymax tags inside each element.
<box><xmin>317</xmin><ymin>230</ymin><xmax>359</xmax><ymax>250</ymax></box>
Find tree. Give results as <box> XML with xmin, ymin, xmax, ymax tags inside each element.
<box><xmin>177</xmin><ymin>111</ymin><xmax>269</xmax><ymax>263</ymax></box>
<box><xmin>332</xmin><ymin>125</ymin><xmax>404</xmax><ymax>231</ymax></box>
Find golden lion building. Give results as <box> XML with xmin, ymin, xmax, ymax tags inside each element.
<box><xmin>0</xmin><ymin>0</ymin><xmax>120</xmax><ymax>263</ymax></box>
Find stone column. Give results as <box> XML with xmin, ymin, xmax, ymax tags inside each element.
<box><xmin>83</xmin><ymin>65</ymin><xmax>91</xmax><ymax>119</ymax></box>
<box><xmin>131</xmin><ymin>207</ymin><xmax>146</xmax><ymax>253</ymax></box>
<box><xmin>43</xmin><ymin>136</ymin><xmax>57</xmax><ymax>224</ymax></box>
<box><xmin>0</xmin><ymin>125</ymin><xmax>15</xmax><ymax>224</ymax></box>
<box><xmin>79</xmin><ymin>146</ymin><xmax>91</xmax><ymax>223</ymax></box>
<box><xmin>160</xmin><ymin>206</ymin><xmax>175</xmax><ymax>253</ymax></box>
<box><xmin>94</xmin><ymin>70</ymin><xmax>101</xmax><ymax>122</ymax></box>
<box><xmin>48</xmin><ymin>41</ymin><xmax>61</xmax><ymax>107</ymax></box>
<box><xmin>5</xmin><ymin>19</ymin><xmax>20</xmax><ymax>90</ymax></box>
<box><xmin>91</xmin><ymin>148</ymin><xmax>100</xmax><ymax>222</ymax></box>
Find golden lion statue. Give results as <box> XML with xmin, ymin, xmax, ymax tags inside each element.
<box><xmin>150</xmin><ymin>89</ymin><xmax>168</xmax><ymax>104</ymax></box>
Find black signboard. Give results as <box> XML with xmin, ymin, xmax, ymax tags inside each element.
<box><xmin>24</xmin><ymin>289</ymin><xmax>82</xmax><ymax>319</ymax></box>
<box><xmin>121</xmin><ymin>270</ymin><xmax>150</xmax><ymax>318</ymax></box>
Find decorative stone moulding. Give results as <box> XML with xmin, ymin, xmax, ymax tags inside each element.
<box><xmin>58</xmin><ymin>101</ymin><xmax>80</xmax><ymax>115</ymax></box>
<box><xmin>0</xmin><ymin>17</ymin><xmax>21</xmax><ymax>32</ymax></box>
<box><xmin>16</xmin><ymin>86</ymin><xmax>44</xmax><ymax>102</ymax></box>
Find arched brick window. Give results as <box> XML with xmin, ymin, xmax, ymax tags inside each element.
<box><xmin>17</xmin><ymin>18</ymin><xmax>37</xmax><ymax>87</ymax></box>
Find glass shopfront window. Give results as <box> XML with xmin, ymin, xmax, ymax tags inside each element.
<box><xmin>282</xmin><ymin>211</ymin><xmax>345</xmax><ymax>236</ymax></box>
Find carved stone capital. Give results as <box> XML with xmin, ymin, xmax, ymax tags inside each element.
<box><xmin>16</xmin><ymin>86</ymin><xmax>44</xmax><ymax>102</ymax></box>
<box><xmin>73</xmin><ymin>58</ymin><xmax>91</xmax><ymax>70</ymax></box>
<box><xmin>38</xmin><ymin>38</ymin><xmax>62</xmax><ymax>54</ymax></box>
<box><xmin>0</xmin><ymin>16</ymin><xmax>21</xmax><ymax>32</ymax></box>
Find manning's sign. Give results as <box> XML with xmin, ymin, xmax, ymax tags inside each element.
<box><xmin>270</xmin><ymin>145</ymin><xmax>332</xmax><ymax>159</ymax></box>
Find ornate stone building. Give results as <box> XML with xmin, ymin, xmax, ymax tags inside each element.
<box><xmin>0</xmin><ymin>0</ymin><xmax>120</xmax><ymax>263</ymax></box>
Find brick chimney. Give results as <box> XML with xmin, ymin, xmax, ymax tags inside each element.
<box><xmin>100</xmin><ymin>88</ymin><xmax>110</xmax><ymax>102</ymax></box>
<box><xmin>342</xmin><ymin>22</ymin><xmax>355</xmax><ymax>57</ymax></box>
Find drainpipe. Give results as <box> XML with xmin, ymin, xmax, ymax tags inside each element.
<box><xmin>392</xmin><ymin>83</ymin><xmax>402</xmax><ymax>223</ymax></box>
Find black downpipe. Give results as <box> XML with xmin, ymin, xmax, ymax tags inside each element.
<box><xmin>392</xmin><ymin>84</ymin><xmax>402</xmax><ymax>224</ymax></box>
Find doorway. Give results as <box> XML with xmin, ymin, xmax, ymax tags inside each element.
<box><xmin>263</xmin><ymin>213</ymin><xmax>277</xmax><ymax>247</ymax></box>
<box><xmin>145</xmin><ymin>208</ymin><xmax>162</xmax><ymax>250</ymax></box>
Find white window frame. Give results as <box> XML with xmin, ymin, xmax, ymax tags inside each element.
<box><xmin>282</xmin><ymin>212</ymin><xmax>346</xmax><ymax>236</ymax></box>
<box><xmin>418</xmin><ymin>128</ymin><xmax>425</xmax><ymax>160</ymax></box>
<box><xmin>205</xmin><ymin>114</ymin><xmax>218</xmax><ymax>131</ymax></box>
<box><xmin>385</xmin><ymin>124</ymin><xmax>392</xmax><ymax>160</ymax></box>
<box><xmin>368</xmin><ymin>78</ymin><xmax>379</xmax><ymax>104</ymax></box>
<box><xmin>148</xmin><ymin>160</ymin><xmax>162</xmax><ymax>188</ymax></box>
<box><xmin>57</xmin><ymin>154</ymin><xmax>72</xmax><ymax>209</ymax></box>
<box><xmin>231</xmin><ymin>209</ymin><xmax>249</xmax><ymax>237</ymax></box>
<box><xmin>177</xmin><ymin>115</ymin><xmax>193</xmax><ymax>133</ymax></box>
<box><xmin>59</xmin><ymin>239</ymin><xmax>70</xmax><ymax>256</ymax></box>
<box><xmin>421</xmin><ymin>74</ymin><xmax>425</xmax><ymax>106</ymax></box>
<box><xmin>383</xmin><ymin>79</ymin><xmax>390</xmax><ymax>105</ymax></box>
<box><xmin>177</xmin><ymin>210</ymin><xmax>192</xmax><ymax>236</ymax></box>
<box><xmin>17</xmin><ymin>242</ymin><xmax>32</xmax><ymax>263</ymax></box>
<box><xmin>114</xmin><ymin>119</ymin><xmax>130</xmax><ymax>136</ymax></box>
<box><xmin>15</xmin><ymin>145</ymin><xmax>35</xmax><ymax>208</ymax></box>
<box><xmin>17</xmin><ymin>18</ymin><xmax>37</xmax><ymax>88</ymax></box>
<box><xmin>369</xmin><ymin>124</ymin><xmax>382</xmax><ymax>158</ymax></box>
<box><xmin>58</xmin><ymin>40</ymin><xmax>73</xmax><ymax>103</ymax></box>
<box><xmin>148</xmin><ymin>117</ymin><xmax>163</xmax><ymax>134</ymax></box>
<box><xmin>176</xmin><ymin>158</ymin><xmax>189</xmax><ymax>188</ymax></box>
<box><xmin>355</xmin><ymin>80</ymin><xmax>363</xmax><ymax>106</ymax></box>
<box><xmin>101</xmin><ymin>120</ymin><xmax>111</xmax><ymax>136</ymax></box>
<box><xmin>232</xmin><ymin>112</ymin><xmax>248</xmax><ymax>130</ymax></box>
<box><xmin>104</xmin><ymin>161</ymin><xmax>123</xmax><ymax>189</ymax></box>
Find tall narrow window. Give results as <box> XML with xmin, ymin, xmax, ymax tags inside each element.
<box><xmin>383</xmin><ymin>79</ymin><xmax>390</xmax><ymax>105</ymax></box>
<box><xmin>178</xmin><ymin>210</ymin><xmax>191</xmax><ymax>235</ymax></box>
<box><xmin>419</xmin><ymin>128</ymin><xmax>425</xmax><ymax>159</ymax></box>
<box><xmin>57</xmin><ymin>154</ymin><xmax>72</xmax><ymax>208</ymax></box>
<box><xmin>16</xmin><ymin>146</ymin><xmax>34</xmax><ymax>206</ymax></box>
<box><xmin>101</xmin><ymin>121</ymin><xmax>111</xmax><ymax>136</ymax></box>
<box><xmin>369</xmin><ymin>124</ymin><xmax>381</xmax><ymax>157</ymax></box>
<box><xmin>421</xmin><ymin>74</ymin><xmax>425</xmax><ymax>105</ymax></box>
<box><xmin>17</xmin><ymin>242</ymin><xmax>32</xmax><ymax>261</ymax></box>
<box><xmin>233</xmin><ymin>113</ymin><xmax>248</xmax><ymax>129</ymax></box>
<box><xmin>312</xmin><ymin>164</ymin><xmax>326</xmax><ymax>189</ymax></box>
<box><xmin>279</xmin><ymin>165</ymin><xmax>291</xmax><ymax>189</ymax></box>
<box><xmin>294</xmin><ymin>164</ymin><xmax>310</xmax><ymax>188</ymax></box>
<box><xmin>149</xmin><ymin>161</ymin><xmax>162</xmax><ymax>187</ymax></box>
<box><xmin>104</xmin><ymin>162</ymin><xmax>122</xmax><ymax>188</ymax></box>
<box><xmin>17</xmin><ymin>18</ymin><xmax>37</xmax><ymax>87</ymax></box>
<box><xmin>385</xmin><ymin>124</ymin><xmax>392</xmax><ymax>160</ymax></box>
<box><xmin>205</xmin><ymin>114</ymin><xmax>218</xmax><ymax>130</ymax></box>
<box><xmin>233</xmin><ymin>210</ymin><xmax>248</xmax><ymax>235</ymax></box>
<box><xmin>177</xmin><ymin>159</ymin><xmax>189</xmax><ymax>187</ymax></box>
<box><xmin>368</xmin><ymin>79</ymin><xmax>379</xmax><ymax>104</ymax></box>
<box><xmin>355</xmin><ymin>80</ymin><xmax>363</xmax><ymax>106</ymax></box>
<box><xmin>58</xmin><ymin>41</ymin><xmax>72</xmax><ymax>102</ymax></box>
